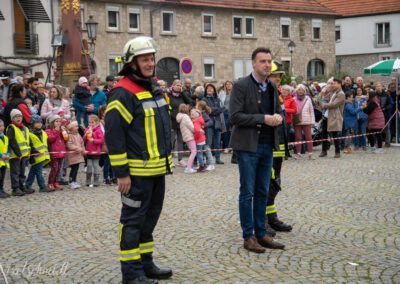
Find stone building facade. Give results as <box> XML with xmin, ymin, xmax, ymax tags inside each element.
<box><xmin>80</xmin><ymin>0</ymin><xmax>336</xmax><ymax>85</ymax></box>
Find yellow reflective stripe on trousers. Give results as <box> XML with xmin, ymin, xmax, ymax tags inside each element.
<box><xmin>144</xmin><ymin>108</ymin><xmax>160</xmax><ymax>159</ymax></box>
<box><xmin>271</xmin><ymin>168</ymin><xmax>275</xmax><ymax>180</ymax></box>
<box><xmin>273</xmin><ymin>144</ymin><xmax>285</xmax><ymax>158</ymax></box>
<box><xmin>120</xmin><ymin>248</ymin><xmax>141</xmax><ymax>261</ymax></box>
<box><xmin>119</xmin><ymin>224</ymin><xmax>123</xmax><ymax>245</ymax></box>
<box><xmin>266</xmin><ymin>205</ymin><xmax>277</xmax><ymax>215</ymax></box>
<box><xmin>106</xmin><ymin>100</ymin><xmax>133</xmax><ymax>124</ymax></box>
<box><xmin>139</xmin><ymin>242</ymin><xmax>154</xmax><ymax>254</ymax></box>
<box><xmin>110</xmin><ymin>153</ymin><xmax>128</xmax><ymax>166</ymax></box>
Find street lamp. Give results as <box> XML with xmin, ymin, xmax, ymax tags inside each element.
<box><xmin>288</xmin><ymin>40</ymin><xmax>296</xmax><ymax>75</ymax></box>
<box><xmin>85</xmin><ymin>15</ymin><xmax>98</xmax><ymax>59</ymax></box>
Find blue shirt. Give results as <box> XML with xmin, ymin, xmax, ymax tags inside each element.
<box><xmin>251</xmin><ymin>72</ymin><xmax>268</xmax><ymax>92</ymax></box>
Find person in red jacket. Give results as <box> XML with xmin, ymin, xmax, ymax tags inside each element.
<box><xmin>83</xmin><ymin>114</ymin><xmax>104</xmax><ymax>187</ymax></box>
<box><xmin>46</xmin><ymin>114</ymin><xmax>67</xmax><ymax>190</ymax></box>
<box><xmin>281</xmin><ymin>85</ymin><xmax>297</xmax><ymax>145</ymax></box>
<box><xmin>361</xmin><ymin>90</ymin><xmax>385</xmax><ymax>153</ymax></box>
<box><xmin>191</xmin><ymin>108</ymin><xmax>214</xmax><ymax>172</ymax></box>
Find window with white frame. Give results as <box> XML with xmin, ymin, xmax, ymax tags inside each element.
<box><xmin>376</xmin><ymin>22</ymin><xmax>390</xmax><ymax>46</ymax></box>
<box><xmin>233</xmin><ymin>58</ymin><xmax>252</xmax><ymax>80</ymax></box>
<box><xmin>335</xmin><ymin>25</ymin><xmax>341</xmax><ymax>42</ymax></box>
<box><xmin>202</xmin><ymin>13</ymin><xmax>214</xmax><ymax>35</ymax></box>
<box><xmin>107</xmin><ymin>5</ymin><xmax>120</xmax><ymax>30</ymax></box>
<box><xmin>109</xmin><ymin>55</ymin><xmax>122</xmax><ymax>76</ymax></box>
<box><xmin>128</xmin><ymin>7</ymin><xmax>141</xmax><ymax>32</ymax></box>
<box><xmin>80</xmin><ymin>3</ymin><xmax>86</xmax><ymax>30</ymax></box>
<box><xmin>204</xmin><ymin>57</ymin><xmax>215</xmax><ymax>79</ymax></box>
<box><xmin>161</xmin><ymin>11</ymin><xmax>174</xmax><ymax>33</ymax></box>
<box><xmin>280</xmin><ymin>17</ymin><xmax>291</xmax><ymax>39</ymax></box>
<box><xmin>233</xmin><ymin>16</ymin><xmax>242</xmax><ymax>36</ymax></box>
<box><xmin>245</xmin><ymin>17</ymin><xmax>254</xmax><ymax>36</ymax></box>
<box><xmin>312</xmin><ymin>19</ymin><xmax>321</xmax><ymax>40</ymax></box>
<box><xmin>233</xmin><ymin>16</ymin><xmax>255</xmax><ymax>37</ymax></box>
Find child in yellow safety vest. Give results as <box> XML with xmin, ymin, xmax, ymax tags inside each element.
<box><xmin>0</xmin><ymin>119</ymin><xmax>11</xmax><ymax>198</ymax></box>
<box><xmin>7</xmin><ymin>109</ymin><xmax>32</xmax><ymax>196</ymax></box>
<box><xmin>25</xmin><ymin>114</ymin><xmax>53</xmax><ymax>193</ymax></box>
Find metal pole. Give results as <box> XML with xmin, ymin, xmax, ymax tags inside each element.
<box><xmin>45</xmin><ymin>47</ymin><xmax>56</xmax><ymax>87</ymax></box>
<box><xmin>396</xmin><ymin>76</ymin><xmax>399</xmax><ymax>145</ymax></box>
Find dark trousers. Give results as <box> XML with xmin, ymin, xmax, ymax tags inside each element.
<box><xmin>69</xmin><ymin>164</ymin><xmax>79</xmax><ymax>182</ymax></box>
<box><xmin>237</xmin><ymin>144</ymin><xmax>273</xmax><ymax>239</ymax></box>
<box><xmin>9</xmin><ymin>158</ymin><xmax>27</xmax><ymax>190</ymax></box>
<box><xmin>120</xmin><ymin>175</ymin><xmax>166</xmax><ymax>281</ymax></box>
<box><xmin>102</xmin><ymin>154</ymin><xmax>114</xmax><ymax>180</ymax></box>
<box><xmin>267</xmin><ymin>157</ymin><xmax>282</xmax><ymax>210</ymax></box>
<box><xmin>321</xmin><ymin>119</ymin><xmax>341</xmax><ymax>153</ymax></box>
<box><xmin>367</xmin><ymin>129</ymin><xmax>383</xmax><ymax>148</ymax></box>
<box><xmin>0</xmin><ymin>166</ymin><xmax>6</xmax><ymax>191</ymax></box>
<box><xmin>48</xmin><ymin>158</ymin><xmax>63</xmax><ymax>185</ymax></box>
<box><xmin>26</xmin><ymin>163</ymin><xmax>45</xmax><ymax>188</ymax></box>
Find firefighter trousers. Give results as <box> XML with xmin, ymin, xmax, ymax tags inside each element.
<box><xmin>266</xmin><ymin>157</ymin><xmax>283</xmax><ymax>215</ymax></box>
<box><xmin>119</xmin><ymin>175</ymin><xmax>166</xmax><ymax>280</ymax></box>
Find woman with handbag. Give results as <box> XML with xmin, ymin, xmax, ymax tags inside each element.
<box><xmin>293</xmin><ymin>84</ymin><xmax>316</xmax><ymax>160</ymax></box>
<box><xmin>203</xmin><ymin>84</ymin><xmax>225</xmax><ymax>164</ymax></box>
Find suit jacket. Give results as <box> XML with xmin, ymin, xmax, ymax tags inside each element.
<box><xmin>325</xmin><ymin>90</ymin><xmax>345</xmax><ymax>132</ymax></box>
<box><xmin>229</xmin><ymin>74</ymin><xmax>283</xmax><ymax>152</ymax></box>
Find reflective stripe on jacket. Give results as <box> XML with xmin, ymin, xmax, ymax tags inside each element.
<box><xmin>8</xmin><ymin>124</ymin><xmax>30</xmax><ymax>158</ymax></box>
<box><xmin>0</xmin><ymin>136</ymin><xmax>10</xmax><ymax>168</ymax></box>
<box><xmin>105</xmin><ymin>77</ymin><xmax>172</xmax><ymax>177</ymax></box>
<box><xmin>29</xmin><ymin>130</ymin><xmax>50</xmax><ymax>166</ymax></box>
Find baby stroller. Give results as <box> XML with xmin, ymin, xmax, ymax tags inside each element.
<box><xmin>312</xmin><ymin>117</ymin><xmax>330</xmax><ymax>149</ymax></box>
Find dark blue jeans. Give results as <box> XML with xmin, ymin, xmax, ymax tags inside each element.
<box><xmin>222</xmin><ymin>111</ymin><xmax>231</xmax><ymax>149</ymax></box>
<box><xmin>355</xmin><ymin>119</ymin><xmax>368</xmax><ymax>148</ymax></box>
<box><xmin>206</xmin><ymin>127</ymin><xmax>222</xmax><ymax>161</ymax></box>
<box><xmin>26</xmin><ymin>163</ymin><xmax>45</xmax><ymax>188</ymax></box>
<box><xmin>103</xmin><ymin>154</ymin><xmax>114</xmax><ymax>180</ymax></box>
<box><xmin>237</xmin><ymin>143</ymin><xmax>273</xmax><ymax>239</ymax></box>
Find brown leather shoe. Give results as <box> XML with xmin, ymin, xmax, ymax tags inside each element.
<box><xmin>319</xmin><ymin>151</ymin><xmax>327</xmax><ymax>157</ymax></box>
<box><xmin>243</xmin><ymin>236</ymin><xmax>266</xmax><ymax>253</ymax></box>
<box><xmin>334</xmin><ymin>152</ymin><xmax>340</xmax><ymax>158</ymax></box>
<box><xmin>256</xmin><ymin>235</ymin><xmax>285</xmax><ymax>250</ymax></box>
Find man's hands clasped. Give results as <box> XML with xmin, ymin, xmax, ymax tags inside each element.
<box><xmin>264</xmin><ymin>114</ymin><xmax>283</xmax><ymax>127</ymax></box>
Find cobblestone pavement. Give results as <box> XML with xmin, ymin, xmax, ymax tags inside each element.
<box><xmin>0</xmin><ymin>147</ymin><xmax>399</xmax><ymax>284</ymax></box>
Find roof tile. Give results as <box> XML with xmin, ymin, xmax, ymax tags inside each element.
<box><xmin>153</xmin><ymin>0</ymin><xmax>338</xmax><ymax>15</ymax></box>
<box><xmin>317</xmin><ymin>0</ymin><xmax>400</xmax><ymax>17</ymax></box>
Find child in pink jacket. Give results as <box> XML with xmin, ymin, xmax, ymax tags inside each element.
<box><xmin>46</xmin><ymin>114</ymin><xmax>68</xmax><ymax>190</ymax></box>
<box><xmin>176</xmin><ymin>104</ymin><xmax>197</xmax><ymax>174</ymax></box>
<box><xmin>83</xmin><ymin>114</ymin><xmax>104</xmax><ymax>187</ymax></box>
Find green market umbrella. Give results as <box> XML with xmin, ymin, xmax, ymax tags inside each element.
<box><xmin>363</xmin><ymin>58</ymin><xmax>400</xmax><ymax>75</ymax></box>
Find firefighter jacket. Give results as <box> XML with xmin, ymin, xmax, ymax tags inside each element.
<box><xmin>105</xmin><ymin>75</ymin><xmax>173</xmax><ymax>178</ymax></box>
<box><xmin>7</xmin><ymin>124</ymin><xmax>30</xmax><ymax>159</ymax></box>
<box><xmin>29</xmin><ymin>130</ymin><xmax>50</xmax><ymax>166</ymax></box>
<box><xmin>0</xmin><ymin>135</ymin><xmax>10</xmax><ymax>168</ymax></box>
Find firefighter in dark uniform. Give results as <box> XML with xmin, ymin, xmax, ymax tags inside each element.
<box><xmin>105</xmin><ymin>37</ymin><xmax>173</xmax><ymax>284</ymax></box>
<box><xmin>265</xmin><ymin>61</ymin><xmax>293</xmax><ymax>234</ymax></box>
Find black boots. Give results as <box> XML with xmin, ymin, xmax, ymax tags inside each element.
<box><xmin>144</xmin><ymin>262</ymin><xmax>173</xmax><ymax>280</ymax></box>
<box><xmin>268</xmin><ymin>213</ymin><xmax>293</xmax><ymax>232</ymax></box>
<box><xmin>122</xmin><ymin>276</ymin><xmax>158</xmax><ymax>284</ymax></box>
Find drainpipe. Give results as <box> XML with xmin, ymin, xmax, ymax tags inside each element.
<box><xmin>50</xmin><ymin>0</ymin><xmax>55</xmax><ymax>37</ymax></box>
<box><xmin>150</xmin><ymin>6</ymin><xmax>160</xmax><ymax>38</ymax></box>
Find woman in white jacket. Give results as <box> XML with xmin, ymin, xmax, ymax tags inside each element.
<box><xmin>176</xmin><ymin>104</ymin><xmax>197</xmax><ymax>173</ymax></box>
<box><xmin>293</xmin><ymin>84</ymin><xmax>316</xmax><ymax>160</ymax></box>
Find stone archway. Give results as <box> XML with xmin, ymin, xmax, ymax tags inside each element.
<box><xmin>307</xmin><ymin>59</ymin><xmax>325</xmax><ymax>79</ymax></box>
<box><xmin>156</xmin><ymin>57</ymin><xmax>180</xmax><ymax>85</ymax></box>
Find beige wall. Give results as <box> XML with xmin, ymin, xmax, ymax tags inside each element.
<box><xmin>82</xmin><ymin>1</ymin><xmax>336</xmax><ymax>85</ymax></box>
